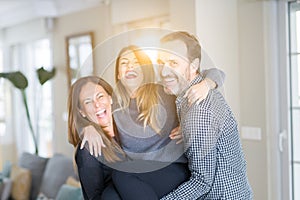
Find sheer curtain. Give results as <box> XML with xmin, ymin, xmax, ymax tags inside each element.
<box><xmin>0</xmin><ymin>45</ymin><xmax>15</xmax><ymax>164</ymax></box>
<box><xmin>9</xmin><ymin>39</ymin><xmax>54</xmax><ymax>157</ymax></box>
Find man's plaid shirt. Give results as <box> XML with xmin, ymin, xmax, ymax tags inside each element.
<box><xmin>161</xmin><ymin>75</ymin><xmax>253</xmax><ymax>200</ymax></box>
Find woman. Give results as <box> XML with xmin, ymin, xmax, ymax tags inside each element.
<box><xmin>68</xmin><ymin>76</ymin><xmax>125</xmax><ymax>200</ymax></box>
<box><xmin>111</xmin><ymin>46</ymin><xmax>187</xmax><ymax>167</ymax></box>
<box><xmin>80</xmin><ymin>45</ymin><xmax>225</xmax><ymax>199</ymax></box>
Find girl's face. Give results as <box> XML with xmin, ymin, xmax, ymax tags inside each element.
<box><xmin>117</xmin><ymin>50</ymin><xmax>144</xmax><ymax>93</ymax></box>
<box><xmin>79</xmin><ymin>82</ymin><xmax>113</xmax><ymax>129</ymax></box>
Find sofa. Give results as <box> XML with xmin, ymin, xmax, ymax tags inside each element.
<box><xmin>0</xmin><ymin>152</ymin><xmax>82</xmax><ymax>200</ymax></box>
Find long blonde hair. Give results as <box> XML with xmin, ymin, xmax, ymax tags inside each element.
<box><xmin>114</xmin><ymin>45</ymin><xmax>161</xmax><ymax>133</ymax></box>
<box><xmin>68</xmin><ymin>76</ymin><xmax>124</xmax><ymax>162</ymax></box>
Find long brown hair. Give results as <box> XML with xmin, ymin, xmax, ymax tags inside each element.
<box><xmin>114</xmin><ymin>45</ymin><xmax>161</xmax><ymax>133</ymax></box>
<box><xmin>68</xmin><ymin>76</ymin><xmax>124</xmax><ymax>162</ymax></box>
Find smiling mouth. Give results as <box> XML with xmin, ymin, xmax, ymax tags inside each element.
<box><xmin>96</xmin><ymin>109</ymin><xmax>106</xmax><ymax>118</ymax></box>
<box><xmin>162</xmin><ymin>77</ymin><xmax>176</xmax><ymax>86</ymax></box>
<box><xmin>125</xmin><ymin>71</ymin><xmax>138</xmax><ymax>79</ymax></box>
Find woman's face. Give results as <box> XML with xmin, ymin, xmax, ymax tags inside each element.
<box><xmin>117</xmin><ymin>50</ymin><xmax>144</xmax><ymax>93</ymax></box>
<box><xmin>79</xmin><ymin>82</ymin><xmax>113</xmax><ymax>129</ymax></box>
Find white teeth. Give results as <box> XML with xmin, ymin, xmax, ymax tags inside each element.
<box><xmin>96</xmin><ymin>109</ymin><xmax>105</xmax><ymax>116</ymax></box>
<box><xmin>163</xmin><ymin>78</ymin><xmax>176</xmax><ymax>84</ymax></box>
<box><xmin>126</xmin><ymin>71</ymin><xmax>138</xmax><ymax>77</ymax></box>
<box><xmin>164</xmin><ymin>78</ymin><xmax>174</xmax><ymax>81</ymax></box>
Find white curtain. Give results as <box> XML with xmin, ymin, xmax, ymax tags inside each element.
<box><xmin>9</xmin><ymin>39</ymin><xmax>54</xmax><ymax>158</ymax></box>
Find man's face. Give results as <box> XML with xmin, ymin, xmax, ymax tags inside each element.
<box><xmin>158</xmin><ymin>40</ymin><xmax>191</xmax><ymax>96</ymax></box>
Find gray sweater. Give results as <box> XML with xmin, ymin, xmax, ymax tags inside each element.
<box><xmin>112</xmin><ymin>68</ymin><xmax>225</xmax><ymax>164</ymax></box>
<box><xmin>113</xmin><ymin>85</ymin><xmax>186</xmax><ymax>164</ymax></box>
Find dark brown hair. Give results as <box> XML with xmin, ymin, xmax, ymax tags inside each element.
<box><xmin>160</xmin><ymin>31</ymin><xmax>201</xmax><ymax>63</ymax></box>
<box><xmin>67</xmin><ymin>76</ymin><xmax>124</xmax><ymax>162</ymax></box>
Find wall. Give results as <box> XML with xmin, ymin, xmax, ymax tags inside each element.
<box><xmin>111</xmin><ymin>0</ymin><xmax>169</xmax><ymax>24</ymax></box>
<box><xmin>195</xmin><ymin>0</ymin><xmax>282</xmax><ymax>199</ymax></box>
<box><xmin>238</xmin><ymin>1</ymin><xmax>268</xmax><ymax>199</ymax></box>
<box><xmin>169</xmin><ymin>0</ymin><xmax>196</xmax><ymax>33</ymax></box>
<box><xmin>51</xmin><ymin>5</ymin><xmax>113</xmax><ymax>157</ymax></box>
<box><xmin>195</xmin><ymin>0</ymin><xmax>240</xmax><ymax>121</ymax></box>
<box><xmin>2</xmin><ymin>18</ymin><xmax>49</xmax><ymax>44</ymax></box>
<box><xmin>238</xmin><ymin>1</ymin><xmax>289</xmax><ymax>199</ymax></box>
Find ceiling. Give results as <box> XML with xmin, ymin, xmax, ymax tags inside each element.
<box><xmin>0</xmin><ymin>0</ymin><xmax>110</xmax><ymax>30</ymax></box>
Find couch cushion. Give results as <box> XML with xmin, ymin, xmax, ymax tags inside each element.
<box><xmin>36</xmin><ymin>192</ymin><xmax>51</xmax><ymax>200</ymax></box>
<box><xmin>18</xmin><ymin>152</ymin><xmax>48</xmax><ymax>200</ymax></box>
<box><xmin>65</xmin><ymin>176</ymin><xmax>81</xmax><ymax>188</ymax></box>
<box><xmin>0</xmin><ymin>178</ymin><xmax>13</xmax><ymax>200</ymax></box>
<box><xmin>56</xmin><ymin>184</ymin><xmax>83</xmax><ymax>200</ymax></box>
<box><xmin>39</xmin><ymin>154</ymin><xmax>77</xmax><ymax>199</ymax></box>
<box><xmin>10</xmin><ymin>164</ymin><xmax>32</xmax><ymax>200</ymax></box>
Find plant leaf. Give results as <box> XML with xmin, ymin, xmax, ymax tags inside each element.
<box><xmin>36</xmin><ymin>67</ymin><xmax>56</xmax><ymax>85</ymax></box>
<box><xmin>0</xmin><ymin>71</ymin><xmax>28</xmax><ymax>90</ymax></box>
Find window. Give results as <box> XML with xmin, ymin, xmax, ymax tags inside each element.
<box><xmin>32</xmin><ymin>39</ymin><xmax>54</xmax><ymax>157</ymax></box>
<box><xmin>0</xmin><ymin>46</ymin><xmax>11</xmax><ymax>142</ymax></box>
<box><xmin>66</xmin><ymin>32</ymin><xmax>94</xmax><ymax>87</ymax></box>
<box><xmin>10</xmin><ymin>39</ymin><xmax>53</xmax><ymax>157</ymax></box>
<box><xmin>0</xmin><ymin>47</ymin><xmax>3</xmax><ymax>168</ymax></box>
<box><xmin>0</xmin><ymin>46</ymin><xmax>12</xmax><ymax>169</ymax></box>
<box><xmin>289</xmin><ymin>2</ymin><xmax>300</xmax><ymax>199</ymax></box>
<box><xmin>0</xmin><ymin>48</ymin><xmax>5</xmax><ymax>137</ymax></box>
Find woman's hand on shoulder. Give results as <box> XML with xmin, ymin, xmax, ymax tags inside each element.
<box><xmin>80</xmin><ymin>125</ymin><xmax>106</xmax><ymax>157</ymax></box>
<box><xmin>184</xmin><ymin>78</ymin><xmax>215</xmax><ymax>105</ymax></box>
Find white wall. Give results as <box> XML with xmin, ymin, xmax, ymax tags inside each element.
<box><xmin>3</xmin><ymin>18</ymin><xmax>49</xmax><ymax>45</ymax></box>
<box><xmin>238</xmin><ymin>1</ymin><xmax>285</xmax><ymax>199</ymax></box>
<box><xmin>52</xmin><ymin>5</ymin><xmax>113</xmax><ymax>157</ymax></box>
<box><xmin>111</xmin><ymin>0</ymin><xmax>169</xmax><ymax>24</ymax></box>
<box><xmin>195</xmin><ymin>0</ymin><xmax>240</xmax><ymax>121</ymax></box>
<box><xmin>195</xmin><ymin>1</ymin><xmax>283</xmax><ymax>199</ymax></box>
<box><xmin>238</xmin><ymin>1</ymin><xmax>268</xmax><ymax>199</ymax></box>
<box><xmin>169</xmin><ymin>0</ymin><xmax>196</xmax><ymax>33</ymax></box>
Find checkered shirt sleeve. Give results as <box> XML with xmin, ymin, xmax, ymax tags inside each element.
<box><xmin>160</xmin><ymin>107</ymin><xmax>219</xmax><ymax>200</ymax></box>
<box><xmin>161</xmin><ymin>89</ymin><xmax>252</xmax><ymax>199</ymax></box>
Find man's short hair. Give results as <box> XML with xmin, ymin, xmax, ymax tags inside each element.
<box><xmin>160</xmin><ymin>31</ymin><xmax>201</xmax><ymax>63</ymax></box>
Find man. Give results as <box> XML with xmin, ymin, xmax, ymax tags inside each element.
<box><xmin>158</xmin><ymin>31</ymin><xmax>252</xmax><ymax>199</ymax></box>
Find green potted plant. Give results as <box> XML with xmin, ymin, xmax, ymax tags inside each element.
<box><xmin>0</xmin><ymin>67</ymin><xmax>56</xmax><ymax>155</ymax></box>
